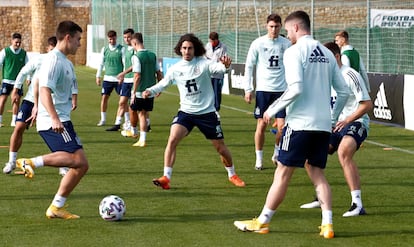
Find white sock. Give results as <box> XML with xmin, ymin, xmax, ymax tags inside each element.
<box><xmin>115</xmin><ymin>116</ymin><xmax>122</xmax><ymax>125</ymax></box>
<box><xmin>139</xmin><ymin>131</ymin><xmax>147</xmax><ymax>142</ymax></box>
<box><xmin>100</xmin><ymin>112</ymin><xmax>106</xmax><ymax>122</ymax></box>
<box><xmin>258</xmin><ymin>207</ymin><xmax>275</xmax><ymax>224</ymax></box>
<box><xmin>225</xmin><ymin>165</ymin><xmax>236</xmax><ymax>178</ymax></box>
<box><xmin>32</xmin><ymin>156</ymin><xmax>44</xmax><ymax>168</ymax></box>
<box><xmin>163</xmin><ymin>167</ymin><xmax>173</xmax><ymax>180</ymax></box>
<box><xmin>11</xmin><ymin>115</ymin><xmax>16</xmax><ymax>123</ymax></box>
<box><xmin>9</xmin><ymin>152</ymin><xmax>17</xmax><ymax>163</ymax></box>
<box><xmin>255</xmin><ymin>150</ymin><xmax>263</xmax><ymax>165</ymax></box>
<box><xmin>351</xmin><ymin>190</ymin><xmax>362</xmax><ymax>207</ymax></box>
<box><xmin>273</xmin><ymin>144</ymin><xmax>279</xmax><ymax>156</ymax></box>
<box><xmin>132</xmin><ymin>126</ymin><xmax>138</xmax><ymax>135</ymax></box>
<box><xmin>146</xmin><ymin>118</ymin><xmax>150</xmax><ymax>126</ymax></box>
<box><xmin>52</xmin><ymin>194</ymin><xmax>67</xmax><ymax>208</ymax></box>
<box><xmin>0</xmin><ymin>115</ymin><xmax>2</xmax><ymax>123</ymax></box>
<box><xmin>321</xmin><ymin>210</ymin><xmax>333</xmax><ymax>225</ymax></box>
<box><xmin>124</xmin><ymin>112</ymin><xmax>130</xmax><ymax>123</ymax></box>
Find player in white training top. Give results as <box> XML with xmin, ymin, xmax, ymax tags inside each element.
<box><xmin>243</xmin><ymin>13</ymin><xmax>291</xmax><ymax>170</ymax></box>
<box><xmin>3</xmin><ymin>36</ymin><xmax>57</xmax><ymax>175</ymax></box>
<box><xmin>234</xmin><ymin>11</ymin><xmax>349</xmax><ymax>239</ymax></box>
<box><xmin>142</xmin><ymin>33</ymin><xmax>245</xmax><ymax>190</ymax></box>
<box><xmin>16</xmin><ymin>21</ymin><xmax>88</xmax><ymax>219</ymax></box>
<box><xmin>300</xmin><ymin>42</ymin><xmax>372</xmax><ymax>218</ymax></box>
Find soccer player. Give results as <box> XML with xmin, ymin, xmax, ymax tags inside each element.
<box><xmin>16</xmin><ymin>21</ymin><xmax>88</xmax><ymax>219</ymax></box>
<box><xmin>205</xmin><ymin>31</ymin><xmax>227</xmax><ymax>112</ymax></box>
<box><xmin>3</xmin><ymin>36</ymin><xmax>58</xmax><ymax>175</ymax></box>
<box><xmin>142</xmin><ymin>33</ymin><xmax>245</xmax><ymax>190</ymax></box>
<box><xmin>116</xmin><ymin>28</ymin><xmax>135</xmax><ymax>131</ymax></box>
<box><xmin>243</xmin><ymin>14</ymin><xmax>291</xmax><ymax>170</ymax></box>
<box><xmin>334</xmin><ymin>30</ymin><xmax>370</xmax><ymax>93</ymax></box>
<box><xmin>300</xmin><ymin>42</ymin><xmax>372</xmax><ymax>217</ymax></box>
<box><xmin>95</xmin><ymin>30</ymin><xmax>125</xmax><ymax>131</ymax></box>
<box><xmin>234</xmin><ymin>11</ymin><xmax>349</xmax><ymax>238</ymax></box>
<box><xmin>120</xmin><ymin>32</ymin><xmax>162</xmax><ymax>147</ymax></box>
<box><xmin>0</xmin><ymin>33</ymin><xmax>28</xmax><ymax>127</ymax></box>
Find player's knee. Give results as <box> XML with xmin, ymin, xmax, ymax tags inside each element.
<box><xmin>75</xmin><ymin>160</ymin><xmax>89</xmax><ymax>174</ymax></box>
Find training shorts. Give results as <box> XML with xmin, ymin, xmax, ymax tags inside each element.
<box><xmin>172</xmin><ymin>111</ymin><xmax>224</xmax><ymax>140</ymax></box>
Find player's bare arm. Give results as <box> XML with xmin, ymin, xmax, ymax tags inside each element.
<box><xmin>40</xmin><ymin>86</ymin><xmax>63</xmax><ymax>133</ymax></box>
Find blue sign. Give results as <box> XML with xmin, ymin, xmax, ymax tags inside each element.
<box><xmin>162</xmin><ymin>57</ymin><xmax>180</xmax><ymax>76</ymax></box>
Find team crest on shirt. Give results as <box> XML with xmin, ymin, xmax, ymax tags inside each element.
<box><xmin>194</xmin><ymin>65</ymin><xmax>201</xmax><ymax>76</ymax></box>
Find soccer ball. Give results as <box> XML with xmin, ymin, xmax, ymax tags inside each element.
<box><xmin>99</xmin><ymin>195</ymin><xmax>126</xmax><ymax>221</ymax></box>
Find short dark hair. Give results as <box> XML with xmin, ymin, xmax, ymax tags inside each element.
<box><xmin>12</xmin><ymin>33</ymin><xmax>22</xmax><ymax>40</ymax></box>
<box><xmin>285</xmin><ymin>10</ymin><xmax>310</xmax><ymax>31</ymax></box>
<box><xmin>174</xmin><ymin>33</ymin><xmax>206</xmax><ymax>57</ymax></box>
<box><xmin>267</xmin><ymin>13</ymin><xmax>282</xmax><ymax>24</ymax></box>
<box><xmin>209</xmin><ymin>32</ymin><xmax>219</xmax><ymax>40</ymax></box>
<box><xmin>335</xmin><ymin>30</ymin><xmax>349</xmax><ymax>41</ymax></box>
<box><xmin>107</xmin><ymin>30</ymin><xmax>117</xmax><ymax>38</ymax></box>
<box><xmin>324</xmin><ymin>41</ymin><xmax>341</xmax><ymax>56</ymax></box>
<box><xmin>56</xmin><ymin>21</ymin><xmax>83</xmax><ymax>41</ymax></box>
<box><xmin>131</xmin><ymin>32</ymin><xmax>143</xmax><ymax>44</ymax></box>
<box><xmin>48</xmin><ymin>36</ymin><xmax>57</xmax><ymax>47</ymax></box>
<box><xmin>123</xmin><ymin>28</ymin><xmax>134</xmax><ymax>35</ymax></box>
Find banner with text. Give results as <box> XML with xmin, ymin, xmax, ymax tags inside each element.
<box><xmin>371</xmin><ymin>9</ymin><xmax>414</xmax><ymax>28</ymax></box>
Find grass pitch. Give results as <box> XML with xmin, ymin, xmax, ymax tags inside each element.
<box><xmin>0</xmin><ymin>66</ymin><xmax>413</xmax><ymax>246</ymax></box>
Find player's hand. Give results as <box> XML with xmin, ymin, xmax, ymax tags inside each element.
<box><xmin>27</xmin><ymin>106</ymin><xmax>38</xmax><ymax>127</ymax></box>
<box><xmin>244</xmin><ymin>92</ymin><xmax>252</xmax><ymax>104</ymax></box>
<box><xmin>96</xmin><ymin>77</ymin><xmax>101</xmax><ymax>86</ymax></box>
<box><xmin>142</xmin><ymin>90</ymin><xmax>151</xmax><ymax>99</ymax></box>
<box><xmin>263</xmin><ymin>112</ymin><xmax>272</xmax><ymax>125</ymax></box>
<box><xmin>333</xmin><ymin>120</ymin><xmax>348</xmax><ymax>132</ymax></box>
<box><xmin>51</xmin><ymin>119</ymin><xmax>64</xmax><ymax>133</ymax></box>
<box><xmin>117</xmin><ymin>72</ymin><xmax>125</xmax><ymax>82</ymax></box>
<box><xmin>220</xmin><ymin>56</ymin><xmax>232</xmax><ymax>68</ymax></box>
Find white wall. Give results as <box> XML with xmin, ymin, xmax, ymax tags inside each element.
<box><xmin>403</xmin><ymin>75</ymin><xmax>414</xmax><ymax>130</ymax></box>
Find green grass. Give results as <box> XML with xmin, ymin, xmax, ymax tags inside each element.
<box><xmin>0</xmin><ymin>66</ymin><xmax>413</xmax><ymax>246</ymax></box>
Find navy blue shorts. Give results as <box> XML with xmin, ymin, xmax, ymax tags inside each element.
<box><xmin>254</xmin><ymin>91</ymin><xmax>286</xmax><ymax>119</ymax></box>
<box><xmin>38</xmin><ymin>121</ymin><xmax>83</xmax><ymax>153</ymax></box>
<box><xmin>1</xmin><ymin>82</ymin><xmax>23</xmax><ymax>96</ymax></box>
<box><xmin>119</xmin><ymin>83</ymin><xmax>133</xmax><ymax>97</ymax></box>
<box><xmin>278</xmin><ymin>126</ymin><xmax>330</xmax><ymax>168</ymax></box>
<box><xmin>130</xmin><ymin>97</ymin><xmax>154</xmax><ymax>112</ymax></box>
<box><xmin>16</xmin><ymin>100</ymin><xmax>34</xmax><ymax>125</ymax></box>
<box><xmin>172</xmin><ymin>111</ymin><xmax>224</xmax><ymax>140</ymax></box>
<box><xmin>101</xmin><ymin>81</ymin><xmax>121</xmax><ymax>96</ymax></box>
<box><xmin>329</xmin><ymin>121</ymin><xmax>367</xmax><ymax>153</ymax></box>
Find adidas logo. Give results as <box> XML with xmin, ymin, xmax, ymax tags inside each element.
<box><xmin>373</xmin><ymin>82</ymin><xmax>392</xmax><ymax>120</ymax></box>
<box><xmin>309</xmin><ymin>46</ymin><xmax>329</xmax><ymax>63</ymax></box>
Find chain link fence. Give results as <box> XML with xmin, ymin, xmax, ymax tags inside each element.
<box><xmin>90</xmin><ymin>0</ymin><xmax>414</xmax><ymax>74</ymax></box>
